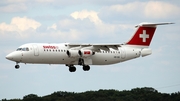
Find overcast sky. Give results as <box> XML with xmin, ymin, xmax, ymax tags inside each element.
<box><xmin>0</xmin><ymin>0</ymin><xmax>180</xmax><ymax>99</ymax></box>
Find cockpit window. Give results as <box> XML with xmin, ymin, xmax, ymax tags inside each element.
<box><xmin>16</xmin><ymin>48</ymin><xmax>22</xmax><ymax>51</ymax></box>
<box><xmin>22</xmin><ymin>48</ymin><xmax>26</xmax><ymax>51</ymax></box>
<box><xmin>16</xmin><ymin>47</ymin><xmax>29</xmax><ymax>51</ymax></box>
<box><xmin>26</xmin><ymin>48</ymin><xmax>29</xmax><ymax>51</ymax></box>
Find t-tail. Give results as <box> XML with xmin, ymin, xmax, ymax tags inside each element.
<box><xmin>126</xmin><ymin>22</ymin><xmax>174</xmax><ymax>48</ymax></box>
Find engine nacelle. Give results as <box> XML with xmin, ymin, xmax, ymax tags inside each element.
<box><xmin>78</xmin><ymin>50</ymin><xmax>95</xmax><ymax>57</ymax></box>
<box><xmin>66</xmin><ymin>50</ymin><xmax>80</xmax><ymax>58</ymax></box>
<box><xmin>141</xmin><ymin>48</ymin><xmax>152</xmax><ymax>57</ymax></box>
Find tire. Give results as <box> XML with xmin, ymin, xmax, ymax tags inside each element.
<box><xmin>15</xmin><ymin>65</ymin><xmax>20</xmax><ymax>69</ymax></box>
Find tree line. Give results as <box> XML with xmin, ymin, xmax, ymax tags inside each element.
<box><xmin>2</xmin><ymin>87</ymin><xmax>180</xmax><ymax>101</ymax></box>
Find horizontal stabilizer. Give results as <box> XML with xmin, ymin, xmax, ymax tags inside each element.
<box><xmin>135</xmin><ymin>22</ymin><xmax>174</xmax><ymax>27</ymax></box>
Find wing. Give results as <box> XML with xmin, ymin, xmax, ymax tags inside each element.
<box><xmin>66</xmin><ymin>43</ymin><xmax>122</xmax><ymax>52</ymax></box>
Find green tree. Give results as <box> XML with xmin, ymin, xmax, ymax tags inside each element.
<box><xmin>23</xmin><ymin>94</ymin><xmax>41</xmax><ymax>101</ymax></box>
<box><xmin>2</xmin><ymin>87</ymin><xmax>180</xmax><ymax>101</ymax></box>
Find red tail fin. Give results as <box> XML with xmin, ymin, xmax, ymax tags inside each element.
<box><xmin>126</xmin><ymin>22</ymin><xmax>174</xmax><ymax>47</ymax></box>
<box><xmin>126</xmin><ymin>26</ymin><xmax>156</xmax><ymax>46</ymax></box>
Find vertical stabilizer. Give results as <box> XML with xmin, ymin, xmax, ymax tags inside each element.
<box><xmin>126</xmin><ymin>22</ymin><xmax>174</xmax><ymax>47</ymax></box>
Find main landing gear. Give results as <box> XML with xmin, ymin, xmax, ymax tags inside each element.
<box><xmin>68</xmin><ymin>65</ymin><xmax>76</xmax><ymax>72</ymax></box>
<box><xmin>83</xmin><ymin>65</ymin><xmax>90</xmax><ymax>71</ymax></box>
<box><xmin>15</xmin><ymin>62</ymin><xmax>20</xmax><ymax>69</ymax></box>
<box><xmin>67</xmin><ymin>65</ymin><xmax>90</xmax><ymax>72</ymax></box>
<box><xmin>67</xmin><ymin>58</ymin><xmax>90</xmax><ymax>72</ymax></box>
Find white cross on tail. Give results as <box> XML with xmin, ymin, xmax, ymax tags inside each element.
<box><xmin>139</xmin><ymin>30</ymin><xmax>149</xmax><ymax>42</ymax></box>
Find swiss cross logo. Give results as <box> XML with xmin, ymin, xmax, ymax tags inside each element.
<box><xmin>84</xmin><ymin>51</ymin><xmax>90</xmax><ymax>54</ymax></box>
<box><xmin>126</xmin><ymin>26</ymin><xmax>156</xmax><ymax>46</ymax></box>
<box><xmin>139</xmin><ymin>30</ymin><xmax>149</xmax><ymax>42</ymax></box>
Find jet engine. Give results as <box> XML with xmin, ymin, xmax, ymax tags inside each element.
<box><xmin>66</xmin><ymin>50</ymin><xmax>80</xmax><ymax>58</ymax></box>
<box><xmin>67</xmin><ymin>49</ymin><xmax>95</xmax><ymax>58</ymax></box>
<box><xmin>78</xmin><ymin>50</ymin><xmax>95</xmax><ymax>57</ymax></box>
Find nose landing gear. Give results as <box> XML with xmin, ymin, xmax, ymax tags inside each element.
<box><xmin>15</xmin><ymin>62</ymin><xmax>20</xmax><ymax>69</ymax></box>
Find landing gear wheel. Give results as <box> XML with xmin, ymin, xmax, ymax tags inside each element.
<box><xmin>69</xmin><ymin>66</ymin><xmax>76</xmax><ymax>72</ymax></box>
<box><xmin>83</xmin><ymin>65</ymin><xmax>90</xmax><ymax>71</ymax></box>
<box><xmin>15</xmin><ymin>65</ymin><xmax>20</xmax><ymax>69</ymax></box>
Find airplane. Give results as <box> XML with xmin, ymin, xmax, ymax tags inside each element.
<box><xmin>6</xmin><ymin>22</ymin><xmax>173</xmax><ymax>72</ymax></box>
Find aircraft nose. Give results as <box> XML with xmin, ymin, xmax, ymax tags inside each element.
<box><xmin>6</xmin><ymin>53</ymin><xmax>13</xmax><ymax>60</ymax></box>
<box><xmin>6</xmin><ymin>51</ymin><xmax>21</xmax><ymax>62</ymax></box>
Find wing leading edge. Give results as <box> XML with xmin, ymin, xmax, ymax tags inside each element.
<box><xmin>66</xmin><ymin>43</ymin><xmax>122</xmax><ymax>51</ymax></box>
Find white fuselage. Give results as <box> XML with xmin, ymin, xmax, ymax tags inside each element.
<box><xmin>5</xmin><ymin>22</ymin><xmax>172</xmax><ymax>72</ymax></box>
<box><xmin>7</xmin><ymin>43</ymin><xmax>142</xmax><ymax>65</ymax></box>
